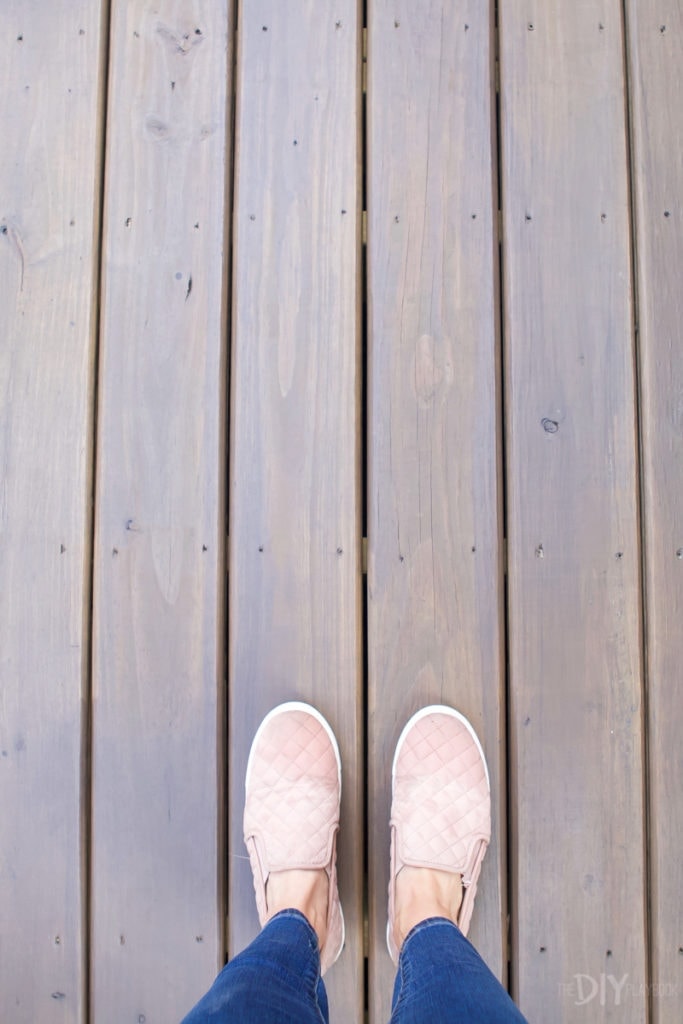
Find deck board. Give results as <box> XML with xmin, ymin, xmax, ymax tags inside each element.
<box><xmin>91</xmin><ymin>3</ymin><xmax>231</xmax><ymax>1020</ymax></box>
<box><xmin>500</xmin><ymin>3</ymin><xmax>648</xmax><ymax>1019</ymax></box>
<box><xmin>626</xmin><ymin>4</ymin><xmax>683</xmax><ymax>1018</ymax></box>
<box><xmin>228</xmin><ymin>4</ymin><xmax>363</xmax><ymax>1021</ymax></box>
<box><xmin>0</xmin><ymin>5</ymin><xmax>107</xmax><ymax>1021</ymax></box>
<box><xmin>366</xmin><ymin>4</ymin><xmax>505</xmax><ymax>1021</ymax></box>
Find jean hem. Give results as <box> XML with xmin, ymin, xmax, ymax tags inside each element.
<box><xmin>401</xmin><ymin>915</ymin><xmax>459</xmax><ymax>954</ymax></box>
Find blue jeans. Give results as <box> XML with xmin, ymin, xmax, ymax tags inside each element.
<box><xmin>181</xmin><ymin>910</ymin><xmax>529</xmax><ymax>1023</ymax></box>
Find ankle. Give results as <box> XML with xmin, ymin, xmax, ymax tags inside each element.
<box><xmin>394</xmin><ymin>867</ymin><xmax>463</xmax><ymax>948</ymax></box>
<box><xmin>266</xmin><ymin>868</ymin><xmax>329</xmax><ymax>950</ymax></box>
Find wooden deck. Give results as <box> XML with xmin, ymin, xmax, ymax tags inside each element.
<box><xmin>1</xmin><ymin>2</ymin><xmax>682</xmax><ymax>1022</ymax></box>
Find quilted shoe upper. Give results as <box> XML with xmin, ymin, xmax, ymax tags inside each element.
<box><xmin>243</xmin><ymin>703</ymin><xmax>344</xmax><ymax>974</ymax></box>
<box><xmin>388</xmin><ymin>707</ymin><xmax>491</xmax><ymax>962</ymax></box>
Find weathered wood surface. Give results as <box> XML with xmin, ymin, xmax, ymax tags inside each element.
<box><xmin>626</xmin><ymin>4</ymin><xmax>683</xmax><ymax>1020</ymax></box>
<box><xmin>228</xmin><ymin>3</ymin><xmax>363</xmax><ymax>1021</ymax></box>
<box><xmin>366</xmin><ymin>3</ymin><xmax>505</xmax><ymax>1021</ymax></box>
<box><xmin>0</xmin><ymin>5</ymin><xmax>107</xmax><ymax>1021</ymax></box>
<box><xmin>500</xmin><ymin>3</ymin><xmax>647</xmax><ymax>1019</ymax></box>
<box><xmin>91</xmin><ymin>2</ymin><xmax>230</xmax><ymax>1020</ymax></box>
<box><xmin>4</xmin><ymin>3</ymin><xmax>682</xmax><ymax>1021</ymax></box>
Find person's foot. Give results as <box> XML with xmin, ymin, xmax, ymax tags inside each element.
<box><xmin>387</xmin><ymin>706</ymin><xmax>491</xmax><ymax>963</ymax></box>
<box><xmin>393</xmin><ymin>866</ymin><xmax>463</xmax><ymax>949</ymax></box>
<box><xmin>243</xmin><ymin>702</ymin><xmax>345</xmax><ymax>974</ymax></box>
<box><xmin>266</xmin><ymin>868</ymin><xmax>330</xmax><ymax>950</ymax></box>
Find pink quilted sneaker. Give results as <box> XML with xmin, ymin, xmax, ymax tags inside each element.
<box><xmin>387</xmin><ymin>705</ymin><xmax>491</xmax><ymax>963</ymax></box>
<box><xmin>243</xmin><ymin>702</ymin><xmax>344</xmax><ymax>974</ymax></box>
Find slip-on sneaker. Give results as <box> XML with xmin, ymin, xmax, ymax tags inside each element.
<box><xmin>243</xmin><ymin>701</ymin><xmax>344</xmax><ymax>975</ymax></box>
<box><xmin>387</xmin><ymin>705</ymin><xmax>491</xmax><ymax>963</ymax></box>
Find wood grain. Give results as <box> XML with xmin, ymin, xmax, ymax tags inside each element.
<box><xmin>228</xmin><ymin>3</ymin><xmax>363</xmax><ymax>1021</ymax></box>
<box><xmin>625</xmin><ymin>4</ymin><xmax>683</xmax><ymax>1019</ymax></box>
<box><xmin>500</xmin><ymin>3</ymin><xmax>647</xmax><ymax>1019</ymax></box>
<box><xmin>366</xmin><ymin>3</ymin><xmax>505</xmax><ymax>1021</ymax></box>
<box><xmin>0</xmin><ymin>5</ymin><xmax>107</xmax><ymax>1021</ymax></box>
<box><xmin>91</xmin><ymin>3</ymin><xmax>231</xmax><ymax>1020</ymax></box>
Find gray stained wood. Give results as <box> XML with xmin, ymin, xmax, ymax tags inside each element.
<box><xmin>366</xmin><ymin>3</ymin><xmax>505</xmax><ymax>1022</ymax></box>
<box><xmin>4</xmin><ymin>3</ymin><xmax>683</xmax><ymax>1022</ymax></box>
<box><xmin>0</xmin><ymin>5</ymin><xmax>107</xmax><ymax>1021</ymax></box>
<box><xmin>500</xmin><ymin>3</ymin><xmax>647</xmax><ymax>1020</ymax></box>
<box><xmin>228</xmin><ymin>4</ymin><xmax>363</xmax><ymax>1022</ymax></box>
<box><xmin>91</xmin><ymin>3</ymin><xmax>230</xmax><ymax>1021</ymax></box>
<box><xmin>626</xmin><ymin>3</ymin><xmax>683</xmax><ymax>1019</ymax></box>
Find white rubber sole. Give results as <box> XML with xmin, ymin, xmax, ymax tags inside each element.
<box><xmin>391</xmin><ymin>704</ymin><xmax>490</xmax><ymax>791</ymax></box>
<box><xmin>245</xmin><ymin>700</ymin><xmax>342</xmax><ymax>795</ymax></box>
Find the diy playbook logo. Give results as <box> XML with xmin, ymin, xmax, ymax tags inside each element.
<box><xmin>560</xmin><ymin>974</ymin><xmax>680</xmax><ymax>1007</ymax></box>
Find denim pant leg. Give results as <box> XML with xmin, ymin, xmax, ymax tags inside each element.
<box><xmin>390</xmin><ymin>917</ymin><xmax>529</xmax><ymax>1024</ymax></box>
<box><xmin>180</xmin><ymin>910</ymin><xmax>328</xmax><ymax>1024</ymax></box>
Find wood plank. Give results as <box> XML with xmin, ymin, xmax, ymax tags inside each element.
<box><xmin>228</xmin><ymin>4</ymin><xmax>362</xmax><ymax>1021</ymax></box>
<box><xmin>91</xmin><ymin>2</ymin><xmax>231</xmax><ymax>1019</ymax></box>
<box><xmin>0</xmin><ymin>5</ymin><xmax>107</xmax><ymax>1021</ymax></box>
<box><xmin>500</xmin><ymin>4</ymin><xmax>648</xmax><ymax>1019</ymax></box>
<box><xmin>625</xmin><ymin>4</ymin><xmax>683</xmax><ymax>1018</ymax></box>
<box><xmin>366</xmin><ymin>3</ymin><xmax>505</xmax><ymax>1021</ymax></box>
